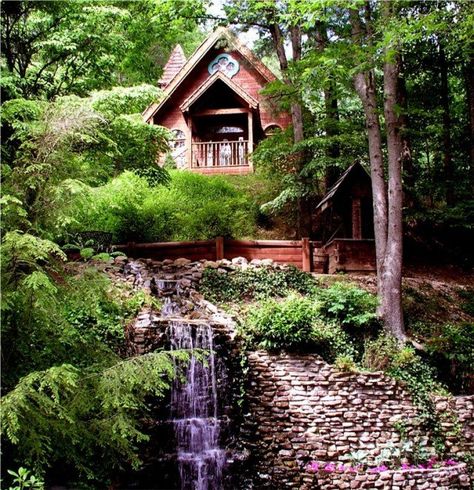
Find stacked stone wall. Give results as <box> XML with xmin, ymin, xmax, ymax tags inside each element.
<box><xmin>243</xmin><ymin>352</ymin><xmax>472</xmax><ymax>489</ymax></box>
<box><xmin>311</xmin><ymin>464</ymin><xmax>470</xmax><ymax>489</ymax></box>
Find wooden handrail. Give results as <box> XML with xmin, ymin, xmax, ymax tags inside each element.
<box><xmin>191</xmin><ymin>140</ymin><xmax>249</xmax><ymax>168</ymax></box>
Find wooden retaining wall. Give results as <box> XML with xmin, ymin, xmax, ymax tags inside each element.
<box><xmin>114</xmin><ymin>238</ymin><xmax>375</xmax><ymax>274</ymax></box>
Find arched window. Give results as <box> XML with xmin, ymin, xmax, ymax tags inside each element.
<box><xmin>264</xmin><ymin>124</ymin><xmax>282</xmax><ymax>136</ymax></box>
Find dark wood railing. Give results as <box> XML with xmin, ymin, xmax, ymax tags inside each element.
<box><xmin>105</xmin><ymin>238</ymin><xmax>375</xmax><ymax>274</ymax></box>
<box><xmin>191</xmin><ymin>140</ymin><xmax>249</xmax><ymax>168</ymax></box>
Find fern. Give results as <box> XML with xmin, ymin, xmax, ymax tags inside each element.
<box><xmin>1</xmin><ymin>351</ymin><xmax>189</xmax><ymax>474</ymax></box>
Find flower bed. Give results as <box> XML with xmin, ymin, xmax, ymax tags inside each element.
<box><xmin>303</xmin><ymin>461</ymin><xmax>470</xmax><ymax>489</ymax></box>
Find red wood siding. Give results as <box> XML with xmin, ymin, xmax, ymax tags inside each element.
<box><xmin>154</xmin><ymin>47</ymin><xmax>291</xmax><ymax>132</ymax></box>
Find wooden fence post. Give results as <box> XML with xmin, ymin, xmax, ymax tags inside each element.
<box><xmin>127</xmin><ymin>241</ymin><xmax>136</xmax><ymax>256</ymax></box>
<box><xmin>215</xmin><ymin>236</ymin><xmax>224</xmax><ymax>260</ymax></box>
<box><xmin>302</xmin><ymin>237</ymin><xmax>311</xmax><ymax>272</ymax></box>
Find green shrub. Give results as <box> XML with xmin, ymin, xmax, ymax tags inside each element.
<box><xmin>244</xmin><ymin>294</ymin><xmax>353</xmax><ymax>359</ymax></box>
<box><xmin>363</xmin><ymin>334</ymin><xmax>445</xmax><ymax>397</ymax></box>
<box><xmin>335</xmin><ymin>354</ymin><xmax>358</xmax><ymax>372</ymax></box>
<box><xmin>245</xmin><ymin>294</ymin><xmax>318</xmax><ymax>350</ymax></box>
<box><xmin>6</xmin><ymin>467</ymin><xmax>44</xmax><ymax>490</ymax></box>
<box><xmin>67</xmin><ymin>170</ymin><xmax>257</xmax><ymax>243</ymax></box>
<box><xmin>425</xmin><ymin>322</ymin><xmax>474</xmax><ymax>394</ymax></box>
<box><xmin>318</xmin><ymin>282</ymin><xmax>378</xmax><ymax>329</ymax></box>
<box><xmin>199</xmin><ymin>266</ymin><xmax>317</xmax><ymax>303</ymax></box>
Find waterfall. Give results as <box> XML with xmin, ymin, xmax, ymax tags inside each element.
<box><xmin>168</xmin><ymin>321</ymin><xmax>226</xmax><ymax>490</ymax></box>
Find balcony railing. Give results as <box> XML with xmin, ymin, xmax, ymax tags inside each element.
<box><xmin>191</xmin><ymin>140</ymin><xmax>249</xmax><ymax>168</ymax></box>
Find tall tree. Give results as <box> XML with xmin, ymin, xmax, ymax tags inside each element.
<box><xmin>224</xmin><ymin>0</ymin><xmax>313</xmax><ymax>236</ymax></box>
<box><xmin>350</xmin><ymin>2</ymin><xmax>407</xmax><ymax>340</ymax></box>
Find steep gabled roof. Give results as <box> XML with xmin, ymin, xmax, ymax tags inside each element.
<box><xmin>158</xmin><ymin>44</ymin><xmax>187</xmax><ymax>88</ymax></box>
<box><xmin>316</xmin><ymin>162</ymin><xmax>371</xmax><ymax>212</ymax></box>
<box><xmin>180</xmin><ymin>70</ymin><xmax>259</xmax><ymax>112</ymax></box>
<box><xmin>143</xmin><ymin>27</ymin><xmax>277</xmax><ymax>123</ymax></box>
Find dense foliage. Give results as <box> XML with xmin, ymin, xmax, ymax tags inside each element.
<box><xmin>1</xmin><ymin>0</ymin><xmax>205</xmax><ymax>99</ymax></box>
<box><xmin>226</xmin><ymin>0</ymin><xmax>474</xmax><ymax>266</ymax></box>
<box><xmin>199</xmin><ymin>265</ymin><xmax>317</xmax><ymax>303</ymax></box>
<box><xmin>1</xmin><ymin>0</ymin><xmax>473</xmax><ymax>486</ymax></box>
<box><xmin>2</xmin><ymin>86</ymin><xmax>170</xmax><ymax>239</ymax></box>
<box><xmin>63</xmin><ymin>170</ymin><xmax>258</xmax><ymax>243</ymax></box>
<box><xmin>0</xmin><ymin>229</ymin><xmax>186</xmax><ymax>487</ymax></box>
<box><xmin>245</xmin><ymin>294</ymin><xmax>354</xmax><ymax>360</ymax></box>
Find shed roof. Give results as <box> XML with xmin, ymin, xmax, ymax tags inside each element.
<box><xmin>316</xmin><ymin>162</ymin><xmax>371</xmax><ymax>212</ymax></box>
<box><xmin>143</xmin><ymin>27</ymin><xmax>277</xmax><ymax>123</ymax></box>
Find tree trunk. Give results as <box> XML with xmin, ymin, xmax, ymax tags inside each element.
<box><xmin>383</xmin><ymin>48</ymin><xmax>406</xmax><ymax>341</ymax></box>
<box><xmin>465</xmin><ymin>53</ymin><xmax>474</xmax><ymax>187</ymax></box>
<box><xmin>314</xmin><ymin>21</ymin><xmax>340</xmax><ymax>188</ymax></box>
<box><xmin>350</xmin><ymin>4</ymin><xmax>406</xmax><ymax>340</ymax></box>
<box><xmin>269</xmin><ymin>22</ymin><xmax>311</xmax><ymax>237</ymax></box>
<box><xmin>439</xmin><ymin>42</ymin><xmax>454</xmax><ymax>205</ymax></box>
<box><xmin>350</xmin><ymin>9</ymin><xmax>388</xmax><ymax>318</ymax></box>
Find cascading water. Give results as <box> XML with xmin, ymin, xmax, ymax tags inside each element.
<box><xmin>168</xmin><ymin>321</ymin><xmax>225</xmax><ymax>490</ymax></box>
<box><xmin>122</xmin><ymin>261</ymin><xmax>240</xmax><ymax>490</ymax></box>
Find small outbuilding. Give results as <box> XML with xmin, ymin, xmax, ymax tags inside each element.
<box><xmin>315</xmin><ymin>162</ymin><xmax>376</xmax><ymax>274</ymax></box>
<box><xmin>143</xmin><ymin>27</ymin><xmax>291</xmax><ymax>174</ymax></box>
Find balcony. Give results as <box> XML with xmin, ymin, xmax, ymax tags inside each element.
<box><xmin>190</xmin><ymin>140</ymin><xmax>252</xmax><ymax>174</ymax></box>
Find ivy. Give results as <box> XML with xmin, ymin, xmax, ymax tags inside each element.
<box><xmin>199</xmin><ymin>265</ymin><xmax>317</xmax><ymax>303</ymax></box>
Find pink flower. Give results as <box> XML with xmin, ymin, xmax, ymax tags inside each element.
<box><xmin>324</xmin><ymin>463</ymin><xmax>336</xmax><ymax>473</ymax></box>
<box><xmin>444</xmin><ymin>459</ymin><xmax>458</xmax><ymax>466</ymax></box>
<box><xmin>307</xmin><ymin>462</ymin><xmax>319</xmax><ymax>472</ymax></box>
<box><xmin>369</xmin><ymin>465</ymin><xmax>388</xmax><ymax>473</ymax></box>
<box><xmin>337</xmin><ymin>464</ymin><xmax>346</xmax><ymax>472</ymax></box>
<box><xmin>401</xmin><ymin>463</ymin><xmax>411</xmax><ymax>470</ymax></box>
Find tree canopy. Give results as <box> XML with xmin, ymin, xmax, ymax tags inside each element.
<box><xmin>1</xmin><ymin>0</ymin><xmax>473</xmax><ymax>487</ymax></box>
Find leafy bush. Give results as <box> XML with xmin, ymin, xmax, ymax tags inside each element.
<box><xmin>317</xmin><ymin>282</ymin><xmax>378</xmax><ymax>329</ymax></box>
<box><xmin>199</xmin><ymin>265</ymin><xmax>317</xmax><ymax>303</ymax></box>
<box><xmin>334</xmin><ymin>354</ymin><xmax>358</xmax><ymax>372</ymax></box>
<box><xmin>1</xmin><ymin>351</ymin><xmax>189</xmax><ymax>484</ymax></box>
<box><xmin>363</xmin><ymin>335</ymin><xmax>446</xmax><ymax>398</ymax></box>
<box><xmin>244</xmin><ymin>294</ymin><xmax>353</xmax><ymax>360</ymax></box>
<box><xmin>425</xmin><ymin>322</ymin><xmax>474</xmax><ymax>394</ymax></box>
<box><xmin>67</xmin><ymin>170</ymin><xmax>257</xmax><ymax>243</ymax></box>
<box><xmin>245</xmin><ymin>294</ymin><xmax>318</xmax><ymax>350</ymax></box>
<box><xmin>0</xmin><ymin>231</ymin><xmax>185</xmax><ymax>485</ymax></box>
<box><xmin>6</xmin><ymin>467</ymin><xmax>44</xmax><ymax>490</ymax></box>
<box><xmin>1</xmin><ymin>87</ymin><xmax>170</xmax><ymax>237</ymax></box>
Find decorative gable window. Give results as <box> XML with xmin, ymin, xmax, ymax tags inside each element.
<box><xmin>208</xmin><ymin>54</ymin><xmax>239</xmax><ymax>78</ymax></box>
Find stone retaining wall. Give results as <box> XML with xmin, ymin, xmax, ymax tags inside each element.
<box><xmin>435</xmin><ymin>395</ymin><xmax>474</xmax><ymax>460</ymax></box>
<box><xmin>307</xmin><ymin>463</ymin><xmax>470</xmax><ymax>489</ymax></box>
<box><xmin>243</xmin><ymin>352</ymin><xmax>473</xmax><ymax>489</ymax></box>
